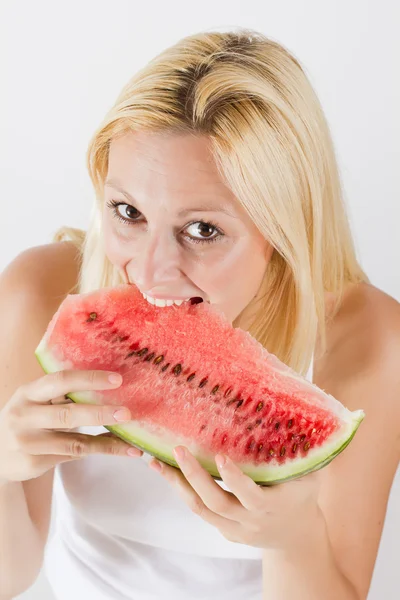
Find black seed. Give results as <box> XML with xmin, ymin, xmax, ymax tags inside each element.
<box><xmin>173</xmin><ymin>364</ymin><xmax>182</xmax><ymax>375</ymax></box>
<box><xmin>274</xmin><ymin>422</ymin><xmax>280</xmax><ymax>430</ymax></box>
<box><xmin>211</xmin><ymin>385</ymin><xmax>219</xmax><ymax>394</ymax></box>
<box><xmin>280</xmin><ymin>446</ymin><xmax>286</xmax><ymax>456</ymax></box>
<box><xmin>300</xmin><ymin>434</ymin><xmax>306</xmax><ymax>443</ymax></box>
<box><xmin>224</xmin><ymin>387</ymin><xmax>233</xmax><ymax>398</ymax></box>
<box><xmin>246</xmin><ymin>424</ymin><xmax>254</xmax><ymax>431</ymax></box>
<box><xmin>161</xmin><ymin>362</ymin><xmax>170</xmax><ymax>372</ymax></box>
<box><xmin>304</xmin><ymin>442</ymin><xmax>311</xmax><ymax>451</ymax></box>
<box><xmin>145</xmin><ymin>352</ymin><xmax>155</xmax><ymax>362</ymax></box>
<box><xmin>235</xmin><ymin>399</ymin><xmax>244</xmax><ymax>409</ymax></box>
<box><xmin>137</xmin><ymin>348</ymin><xmax>149</xmax><ymax>357</ymax></box>
<box><xmin>287</xmin><ymin>419</ymin><xmax>294</xmax><ymax>428</ymax></box>
<box><xmin>256</xmin><ymin>401</ymin><xmax>264</xmax><ymax>412</ymax></box>
<box><xmin>125</xmin><ymin>350</ymin><xmax>137</xmax><ymax>359</ymax></box>
<box><xmin>187</xmin><ymin>373</ymin><xmax>196</xmax><ymax>382</ymax></box>
<box><xmin>199</xmin><ymin>378</ymin><xmax>208</xmax><ymax>388</ymax></box>
<box><xmin>86</xmin><ymin>312</ymin><xmax>97</xmax><ymax>322</ymax></box>
<box><xmin>292</xmin><ymin>443</ymin><xmax>298</xmax><ymax>453</ymax></box>
<box><xmin>117</xmin><ymin>335</ymin><xmax>129</xmax><ymax>342</ymax></box>
<box><xmin>154</xmin><ymin>355</ymin><xmax>164</xmax><ymax>365</ymax></box>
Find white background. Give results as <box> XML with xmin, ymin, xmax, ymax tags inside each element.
<box><xmin>0</xmin><ymin>1</ymin><xmax>398</xmax><ymax>599</ymax></box>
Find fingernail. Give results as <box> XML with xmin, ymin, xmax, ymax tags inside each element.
<box><xmin>149</xmin><ymin>459</ymin><xmax>163</xmax><ymax>472</ymax></box>
<box><xmin>173</xmin><ymin>446</ymin><xmax>185</xmax><ymax>462</ymax></box>
<box><xmin>108</xmin><ymin>373</ymin><xmax>123</xmax><ymax>385</ymax></box>
<box><xmin>113</xmin><ymin>408</ymin><xmax>131</xmax><ymax>422</ymax></box>
<box><xmin>216</xmin><ymin>454</ymin><xmax>227</xmax><ymax>469</ymax></box>
<box><xmin>127</xmin><ymin>447</ymin><xmax>140</xmax><ymax>457</ymax></box>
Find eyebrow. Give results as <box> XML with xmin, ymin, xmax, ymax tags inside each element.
<box><xmin>104</xmin><ymin>179</ymin><xmax>238</xmax><ymax>219</ymax></box>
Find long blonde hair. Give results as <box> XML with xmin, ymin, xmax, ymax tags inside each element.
<box><xmin>54</xmin><ymin>28</ymin><xmax>368</xmax><ymax>375</ymax></box>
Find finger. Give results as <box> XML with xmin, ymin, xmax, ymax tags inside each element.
<box><xmin>19</xmin><ymin>402</ymin><xmax>132</xmax><ymax>430</ymax></box>
<box><xmin>150</xmin><ymin>459</ymin><xmax>236</xmax><ymax>531</ymax></box>
<box><xmin>19</xmin><ymin>369</ymin><xmax>124</xmax><ymax>404</ymax></box>
<box><xmin>166</xmin><ymin>447</ymin><xmax>244</xmax><ymax>520</ymax></box>
<box><xmin>215</xmin><ymin>454</ymin><xmax>267</xmax><ymax>512</ymax></box>
<box><xmin>24</xmin><ymin>431</ymin><xmax>143</xmax><ymax>458</ymax></box>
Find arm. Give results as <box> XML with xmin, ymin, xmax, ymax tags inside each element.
<box><xmin>0</xmin><ymin>244</ymin><xmax>79</xmax><ymax>598</ymax></box>
<box><xmin>262</xmin><ymin>298</ymin><xmax>400</xmax><ymax>600</ymax></box>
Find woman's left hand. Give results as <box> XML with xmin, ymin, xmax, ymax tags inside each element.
<box><xmin>149</xmin><ymin>446</ymin><xmax>322</xmax><ymax>550</ymax></box>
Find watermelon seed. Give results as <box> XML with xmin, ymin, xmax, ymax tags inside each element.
<box><xmin>287</xmin><ymin>419</ymin><xmax>294</xmax><ymax>428</ymax></box>
<box><xmin>117</xmin><ymin>335</ymin><xmax>129</xmax><ymax>342</ymax></box>
<box><xmin>125</xmin><ymin>350</ymin><xmax>137</xmax><ymax>359</ymax></box>
<box><xmin>304</xmin><ymin>442</ymin><xmax>311</xmax><ymax>451</ymax></box>
<box><xmin>161</xmin><ymin>363</ymin><xmax>170</xmax><ymax>372</ymax></box>
<box><xmin>300</xmin><ymin>434</ymin><xmax>306</xmax><ymax>443</ymax></box>
<box><xmin>256</xmin><ymin>402</ymin><xmax>264</xmax><ymax>412</ymax></box>
<box><xmin>86</xmin><ymin>312</ymin><xmax>97</xmax><ymax>322</ymax></box>
<box><xmin>274</xmin><ymin>422</ymin><xmax>280</xmax><ymax>430</ymax></box>
<box><xmin>280</xmin><ymin>446</ymin><xmax>286</xmax><ymax>456</ymax></box>
<box><xmin>187</xmin><ymin>373</ymin><xmax>196</xmax><ymax>382</ymax></box>
<box><xmin>173</xmin><ymin>364</ymin><xmax>182</xmax><ymax>375</ymax></box>
<box><xmin>311</xmin><ymin>428</ymin><xmax>316</xmax><ymax>435</ymax></box>
<box><xmin>255</xmin><ymin>419</ymin><xmax>262</xmax><ymax>427</ymax></box>
<box><xmin>246</xmin><ymin>424</ymin><xmax>254</xmax><ymax>431</ymax></box>
<box><xmin>199</xmin><ymin>378</ymin><xmax>208</xmax><ymax>388</ymax></box>
<box><xmin>211</xmin><ymin>385</ymin><xmax>219</xmax><ymax>394</ymax></box>
<box><xmin>145</xmin><ymin>352</ymin><xmax>155</xmax><ymax>362</ymax></box>
<box><xmin>226</xmin><ymin>398</ymin><xmax>237</xmax><ymax>407</ymax></box>
<box><xmin>269</xmin><ymin>448</ymin><xmax>275</xmax><ymax>456</ymax></box>
<box><xmin>257</xmin><ymin>443</ymin><xmax>263</xmax><ymax>452</ymax></box>
<box><xmin>292</xmin><ymin>443</ymin><xmax>298</xmax><ymax>453</ymax></box>
<box><xmin>235</xmin><ymin>399</ymin><xmax>244</xmax><ymax>410</ymax></box>
<box><xmin>137</xmin><ymin>348</ymin><xmax>149</xmax><ymax>357</ymax></box>
<box><xmin>224</xmin><ymin>387</ymin><xmax>233</xmax><ymax>398</ymax></box>
<box><xmin>153</xmin><ymin>355</ymin><xmax>164</xmax><ymax>365</ymax></box>
<box><xmin>268</xmin><ymin>417</ymin><xmax>274</xmax><ymax>425</ymax></box>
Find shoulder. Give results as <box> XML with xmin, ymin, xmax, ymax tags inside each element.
<box><xmin>0</xmin><ymin>241</ymin><xmax>81</xmax><ymax>308</ymax></box>
<box><xmin>317</xmin><ymin>283</ymin><xmax>400</xmax><ymax>388</ymax></box>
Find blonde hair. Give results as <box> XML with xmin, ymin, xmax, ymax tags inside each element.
<box><xmin>55</xmin><ymin>28</ymin><xmax>368</xmax><ymax>375</ymax></box>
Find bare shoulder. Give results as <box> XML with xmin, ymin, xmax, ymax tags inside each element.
<box><xmin>1</xmin><ymin>240</ymin><xmax>81</xmax><ymax>305</ymax></box>
<box><xmin>316</xmin><ymin>282</ymin><xmax>400</xmax><ymax>406</ymax></box>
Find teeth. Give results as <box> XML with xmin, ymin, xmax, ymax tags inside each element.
<box><xmin>142</xmin><ymin>292</ymin><xmax>191</xmax><ymax>308</ymax></box>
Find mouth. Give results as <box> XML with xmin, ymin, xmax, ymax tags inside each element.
<box><xmin>140</xmin><ymin>292</ymin><xmax>209</xmax><ymax>308</ymax></box>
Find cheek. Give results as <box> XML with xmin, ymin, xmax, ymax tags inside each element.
<box><xmin>102</xmin><ymin>216</ymin><xmax>137</xmax><ymax>267</ymax></box>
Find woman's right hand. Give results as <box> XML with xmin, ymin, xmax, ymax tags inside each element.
<box><xmin>0</xmin><ymin>369</ymin><xmax>142</xmax><ymax>484</ymax></box>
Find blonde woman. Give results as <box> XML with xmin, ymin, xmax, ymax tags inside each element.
<box><xmin>0</xmin><ymin>29</ymin><xmax>399</xmax><ymax>600</ymax></box>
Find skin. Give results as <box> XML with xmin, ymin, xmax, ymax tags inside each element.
<box><xmin>1</xmin><ymin>131</ymin><xmax>399</xmax><ymax>598</ymax></box>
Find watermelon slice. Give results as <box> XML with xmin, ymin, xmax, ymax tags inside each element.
<box><xmin>35</xmin><ymin>284</ymin><xmax>364</xmax><ymax>485</ymax></box>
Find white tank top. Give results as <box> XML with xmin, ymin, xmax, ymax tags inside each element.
<box><xmin>43</xmin><ymin>359</ymin><xmax>315</xmax><ymax>600</ymax></box>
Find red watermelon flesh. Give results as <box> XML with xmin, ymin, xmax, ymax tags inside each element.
<box><xmin>35</xmin><ymin>284</ymin><xmax>364</xmax><ymax>485</ymax></box>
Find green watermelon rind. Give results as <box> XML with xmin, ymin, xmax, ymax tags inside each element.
<box><xmin>35</xmin><ymin>340</ymin><xmax>365</xmax><ymax>486</ymax></box>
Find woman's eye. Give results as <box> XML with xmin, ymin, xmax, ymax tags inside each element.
<box><xmin>185</xmin><ymin>222</ymin><xmax>219</xmax><ymax>240</ymax></box>
<box><xmin>114</xmin><ymin>203</ymin><xmax>141</xmax><ymax>221</ymax></box>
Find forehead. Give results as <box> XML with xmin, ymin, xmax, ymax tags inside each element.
<box><xmin>107</xmin><ymin>131</ymin><xmax>227</xmax><ymax>193</ymax></box>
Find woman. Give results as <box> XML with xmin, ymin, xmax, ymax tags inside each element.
<box><xmin>0</xmin><ymin>28</ymin><xmax>399</xmax><ymax>600</ymax></box>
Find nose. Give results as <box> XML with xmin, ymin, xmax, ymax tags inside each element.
<box><xmin>129</xmin><ymin>229</ymin><xmax>182</xmax><ymax>292</ymax></box>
